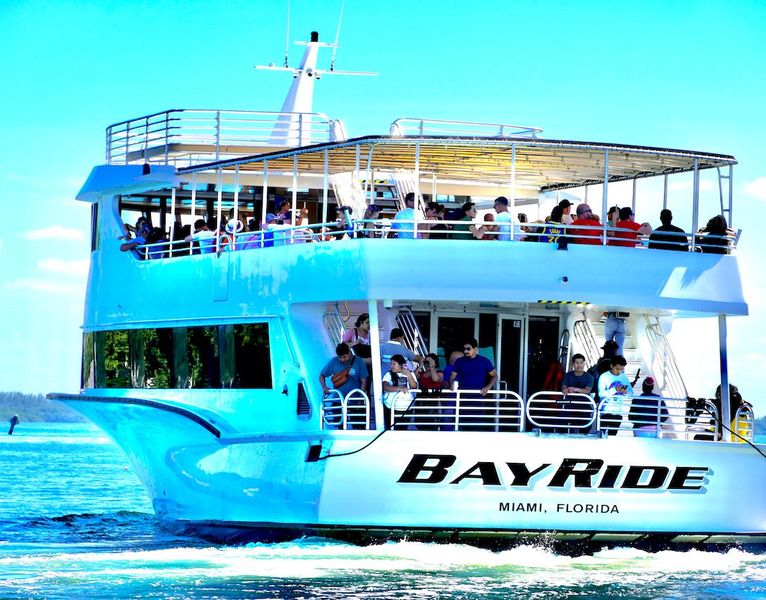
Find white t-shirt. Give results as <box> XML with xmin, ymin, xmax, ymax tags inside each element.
<box><xmin>598</xmin><ymin>370</ymin><xmax>634</xmax><ymax>414</ymax></box>
<box><xmin>495</xmin><ymin>211</ymin><xmax>512</xmax><ymax>241</ymax></box>
<box><xmin>392</xmin><ymin>207</ymin><xmax>416</xmax><ymax>239</ymax></box>
<box><xmin>382</xmin><ymin>370</ymin><xmax>414</xmax><ymax>410</ymax></box>
<box><xmin>192</xmin><ymin>230</ymin><xmax>217</xmax><ymax>254</ymax></box>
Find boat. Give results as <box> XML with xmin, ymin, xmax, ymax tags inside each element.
<box><xmin>51</xmin><ymin>31</ymin><xmax>766</xmax><ymax>551</ymax></box>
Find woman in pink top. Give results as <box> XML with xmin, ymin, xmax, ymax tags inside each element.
<box><xmin>342</xmin><ymin>313</ymin><xmax>372</xmax><ymax>363</ymax></box>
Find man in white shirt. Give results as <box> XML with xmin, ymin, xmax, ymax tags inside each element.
<box><xmin>494</xmin><ymin>196</ymin><xmax>513</xmax><ymax>241</ymax></box>
<box><xmin>598</xmin><ymin>355</ymin><xmax>633</xmax><ymax>435</ymax></box>
<box><xmin>184</xmin><ymin>219</ymin><xmax>217</xmax><ymax>254</ymax></box>
<box><xmin>392</xmin><ymin>193</ymin><xmax>417</xmax><ymax>239</ymax></box>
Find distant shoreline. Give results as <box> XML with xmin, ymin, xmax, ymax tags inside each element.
<box><xmin>0</xmin><ymin>391</ymin><xmax>86</xmax><ymax>423</ymax></box>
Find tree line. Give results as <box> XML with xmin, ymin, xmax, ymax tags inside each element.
<box><xmin>0</xmin><ymin>392</ymin><xmax>86</xmax><ymax>423</ymax></box>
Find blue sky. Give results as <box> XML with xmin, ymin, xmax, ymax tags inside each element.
<box><xmin>0</xmin><ymin>0</ymin><xmax>764</xmax><ymax>404</ymax></box>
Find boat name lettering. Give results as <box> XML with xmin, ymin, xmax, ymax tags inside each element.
<box><xmin>397</xmin><ymin>454</ymin><xmax>709</xmax><ymax>491</ymax></box>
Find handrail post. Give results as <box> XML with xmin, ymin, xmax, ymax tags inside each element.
<box><xmin>125</xmin><ymin>121</ymin><xmax>131</xmax><ymax>165</ymax></box>
<box><xmin>215</xmin><ymin>111</ymin><xmax>221</xmax><ymax>161</ymax></box>
<box><xmin>164</xmin><ymin>111</ymin><xmax>170</xmax><ymax>164</ymax></box>
<box><xmin>601</xmin><ymin>149</ymin><xmax>609</xmax><ymax>245</ymax></box>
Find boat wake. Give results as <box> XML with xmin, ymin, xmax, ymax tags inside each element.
<box><xmin>3</xmin><ymin>534</ymin><xmax>766</xmax><ymax>599</ymax></box>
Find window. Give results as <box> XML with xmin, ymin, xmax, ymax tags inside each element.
<box><xmin>85</xmin><ymin>323</ymin><xmax>272</xmax><ymax>389</ymax></box>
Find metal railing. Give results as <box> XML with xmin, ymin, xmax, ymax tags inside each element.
<box><xmin>389</xmin><ymin>118</ymin><xmax>542</xmax><ymax>139</ymax></box>
<box><xmin>321</xmin><ymin>388</ymin><xmax>371</xmax><ymax>430</ymax></box>
<box><xmin>124</xmin><ymin>218</ymin><xmax>743</xmax><ymax>262</ymax></box>
<box><xmin>391</xmin><ymin>390</ymin><xmax>525</xmax><ymax>432</ymax></box>
<box><xmin>526</xmin><ymin>392</ymin><xmax>596</xmax><ymax>432</ymax></box>
<box><xmin>106</xmin><ymin>109</ymin><xmax>342</xmax><ymax>166</ymax></box>
<box><xmin>597</xmin><ymin>396</ymin><xmax>719</xmax><ymax>440</ymax></box>
<box><xmin>643</xmin><ymin>315</ymin><xmax>687</xmax><ymax>400</ymax></box>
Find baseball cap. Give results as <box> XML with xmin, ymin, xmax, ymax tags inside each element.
<box><xmin>558</xmin><ymin>199</ymin><xmax>573</xmax><ymax>208</ymax></box>
<box><xmin>644</xmin><ymin>376</ymin><xmax>656</xmax><ymax>386</ymax></box>
<box><xmin>576</xmin><ymin>203</ymin><xmax>592</xmax><ymax>215</ymax></box>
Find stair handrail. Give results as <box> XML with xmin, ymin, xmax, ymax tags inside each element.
<box><xmin>572</xmin><ymin>317</ymin><xmax>600</xmax><ymax>369</ymax></box>
<box><xmin>642</xmin><ymin>315</ymin><xmax>688</xmax><ymax>399</ymax></box>
<box><xmin>395</xmin><ymin>308</ymin><xmax>429</xmax><ymax>358</ymax></box>
<box><xmin>322</xmin><ymin>305</ymin><xmax>346</xmax><ymax>347</ymax></box>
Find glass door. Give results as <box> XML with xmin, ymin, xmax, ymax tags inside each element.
<box><xmin>497</xmin><ymin>315</ymin><xmax>526</xmax><ymax>395</ymax></box>
<box><xmin>433</xmin><ymin>315</ymin><xmax>479</xmax><ymax>369</ymax></box>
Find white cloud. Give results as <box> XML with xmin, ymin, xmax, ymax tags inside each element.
<box><xmin>745</xmin><ymin>177</ymin><xmax>766</xmax><ymax>201</ymax></box>
<box><xmin>37</xmin><ymin>258</ymin><xmax>90</xmax><ymax>277</ymax></box>
<box><xmin>5</xmin><ymin>279</ymin><xmax>83</xmax><ymax>294</ymax></box>
<box><xmin>24</xmin><ymin>225</ymin><xmax>84</xmax><ymax>241</ymax></box>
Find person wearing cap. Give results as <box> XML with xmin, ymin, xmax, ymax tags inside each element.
<box><xmin>629</xmin><ymin>376</ymin><xmax>669</xmax><ymax>432</ymax></box>
<box><xmin>648</xmin><ymin>209</ymin><xmax>688</xmax><ymax>251</ymax></box>
<box><xmin>609</xmin><ymin>206</ymin><xmax>652</xmax><ymax>247</ymax></box>
<box><xmin>588</xmin><ymin>339</ymin><xmax>620</xmax><ymax>404</ymax></box>
<box><xmin>391</xmin><ymin>192</ymin><xmax>417</xmax><ymax>239</ymax></box>
<box><xmin>570</xmin><ymin>203</ymin><xmax>602</xmax><ymax>245</ymax></box>
<box><xmin>558</xmin><ymin>199</ymin><xmax>574</xmax><ymax>225</ymax></box>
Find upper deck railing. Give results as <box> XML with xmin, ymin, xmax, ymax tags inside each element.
<box><xmin>389</xmin><ymin>118</ymin><xmax>542</xmax><ymax>139</ymax></box>
<box><xmin>105</xmin><ymin>109</ymin><xmax>344</xmax><ymax>167</ymax></box>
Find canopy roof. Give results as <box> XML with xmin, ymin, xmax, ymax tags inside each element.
<box><xmin>180</xmin><ymin>135</ymin><xmax>736</xmax><ymax>192</ymax></box>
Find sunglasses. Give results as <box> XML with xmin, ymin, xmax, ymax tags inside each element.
<box><xmin>463</xmin><ymin>346</ymin><xmax>473</xmax><ymax>351</ymax></box>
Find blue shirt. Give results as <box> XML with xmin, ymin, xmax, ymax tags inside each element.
<box><xmin>321</xmin><ymin>355</ymin><xmax>369</xmax><ymax>397</ymax></box>
<box><xmin>453</xmin><ymin>355</ymin><xmax>495</xmax><ymax>390</ymax></box>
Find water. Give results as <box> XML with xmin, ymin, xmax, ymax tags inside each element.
<box><xmin>2</xmin><ymin>424</ymin><xmax>766</xmax><ymax>599</ymax></box>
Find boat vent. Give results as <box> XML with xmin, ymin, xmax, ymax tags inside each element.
<box><xmin>297</xmin><ymin>382</ymin><xmax>311</xmax><ymax>418</ymax></box>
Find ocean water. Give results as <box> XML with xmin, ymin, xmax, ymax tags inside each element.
<box><xmin>2</xmin><ymin>424</ymin><xmax>766</xmax><ymax>599</ymax></box>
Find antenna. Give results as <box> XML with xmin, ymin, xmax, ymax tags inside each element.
<box><xmin>283</xmin><ymin>0</ymin><xmax>291</xmax><ymax>67</ymax></box>
<box><xmin>330</xmin><ymin>0</ymin><xmax>345</xmax><ymax>72</ymax></box>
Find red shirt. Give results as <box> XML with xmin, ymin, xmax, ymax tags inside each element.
<box><xmin>609</xmin><ymin>220</ymin><xmax>642</xmax><ymax>247</ymax></box>
<box><xmin>570</xmin><ymin>218</ymin><xmax>602</xmax><ymax>245</ymax></box>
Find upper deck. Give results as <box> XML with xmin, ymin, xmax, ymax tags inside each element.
<box><xmin>79</xmin><ymin>115</ymin><xmax>745</xmax><ymax>327</ymax></box>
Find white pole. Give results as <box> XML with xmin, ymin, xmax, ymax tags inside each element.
<box><xmin>414</xmin><ymin>141</ymin><xmax>420</xmax><ymax>238</ymax></box>
<box><xmin>170</xmin><ymin>187</ymin><xmax>177</xmax><ymax>256</ymax></box>
<box><xmin>510</xmin><ymin>144</ymin><xmax>517</xmax><ymax>240</ymax></box>
<box><xmin>691</xmin><ymin>158</ymin><xmax>700</xmax><ymax>251</ymax></box>
<box><xmin>190</xmin><ymin>173</ymin><xmax>197</xmax><ymax>219</ymax></box>
<box><xmin>322</xmin><ymin>150</ymin><xmax>329</xmax><ymax>235</ymax></box>
<box><xmin>233</xmin><ymin>165</ymin><xmax>240</xmax><ymax>250</ymax></box>
<box><xmin>215</xmin><ymin>168</ymin><xmax>223</xmax><ymax>252</ymax></box>
<box><xmin>718</xmin><ymin>314</ymin><xmax>731</xmax><ymax>442</ymax></box>
<box><xmin>601</xmin><ymin>149</ymin><xmax>609</xmax><ymax>245</ymax></box>
<box><xmin>368</xmin><ymin>300</ymin><xmax>384</xmax><ymax>430</ymax></box>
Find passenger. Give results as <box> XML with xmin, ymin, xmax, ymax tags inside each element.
<box><xmin>451</xmin><ymin>202</ymin><xmax>484</xmax><ymax>240</ymax></box>
<box><xmin>607</xmin><ymin>205</ymin><xmax>620</xmax><ymax>228</ymax></box>
<box><xmin>560</xmin><ymin>353</ymin><xmax>595</xmax><ymax>432</ymax></box>
<box><xmin>341</xmin><ymin>313</ymin><xmax>372</xmax><ymax>364</ymax></box>
<box><xmin>597</xmin><ymin>355</ymin><xmax>633</xmax><ymax>435</ymax></box>
<box><xmin>379</xmin><ymin>328</ymin><xmax>423</xmax><ymax>375</ymax></box>
<box><xmin>714</xmin><ymin>383</ymin><xmax>752</xmax><ymax>440</ymax></box>
<box><xmin>362</xmin><ymin>204</ymin><xmax>382</xmax><ymax>238</ymax></box>
<box><xmin>224</xmin><ymin>219</ymin><xmax>244</xmax><ymax>250</ymax></box>
<box><xmin>448</xmin><ymin>339</ymin><xmax>498</xmax><ymax>396</ymax></box>
<box><xmin>539</xmin><ymin>205</ymin><xmax>565</xmax><ymax>244</ymax></box>
<box><xmin>609</xmin><ymin>207</ymin><xmax>652</xmax><ymax>247</ymax></box>
<box><xmin>418</xmin><ymin>202</ymin><xmax>440</xmax><ymax>239</ymax></box>
<box><xmin>144</xmin><ymin>227</ymin><xmax>168</xmax><ymax>259</ymax></box>
<box><xmin>570</xmin><ymin>203</ymin><xmax>602</xmax><ymax>245</ymax></box>
<box><xmin>240</xmin><ymin>218</ymin><xmax>262</xmax><ymax>250</ymax></box>
<box><xmin>120</xmin><ymin>226</ymin><xmax>149</xmax><ymax>258</ymax></box>
<box><xmin>697</xmin><ymin>215</ymin><xmax>732</xmax><ymax>254</ymax></box>
<box><xmin>418</xmin><ymin>353</ymin><xmax>444</xmax><ymax>395</ymax></box>
<box><xmin>558</xmin><ymin>199</ymin><xmax>574</xmax><ymax>225</ymax></box>
<box><xmin>184</xmin><ymin>219</ymin><xmax>217</xmax><ymax>254</ymax></box>
<box><xmin>449</xmin><ymin>339</ymin><xmax>498</xmax><ymax>430</ymax></box>
<box><xmin>382</xmin><ymin>353</ymin><xmax>419</xmax><ymax>428</ymax></box>
<box><xmin>428</xmin><ymin>204</ymin><xmax>451</xmax><ymax>239</ymax></box>
<box><xmin>329</xmin><ymin>205</ymin><xmax>356</xmax><ymax>240</ymax></box>
<box><xmin>648</xmin><ymin>209</ymin><xmax>688</xmax><ymax>251</ymax></box>
<box><xmin>628</xmin><ymin>376</ymin><xmax>669</xmax><ymax>433</ymax></box>
<box><xmin>494</xmin><ymin>197</ymin><xmax>513</xmax><ymax>241</ymax></box>
<box><xmin>319</xmin><ymin>342</ymin><xmax>369</xmax><ymax>399</ymax></box>
<box><xmin>561</xmin><ymin>353</ymin><xmax>594</xmax><ymax>396</ymax></box>
<box><xmin>391</xmin><ymin>192</ymin><xmax>417</xmax><ymax>239</ymax></box>
<box><xmin>441</xmin><ymin>350</ymin><xmax>464</xmax><ymax>387</ymax></box>
<box><xmin>516</xmin><ymin>212</ymin><xmax>529</xmax><ymax>241</ymax></box>
<box><xmin>480</xmin><ymin>213</ymin><xmax>497</xmax><ymax>240</ymax></box>
<box><xmin>589</xmin><ymin>340</ymin><xmax>619</xmax><ymax>404</ymax></box>
<box><xmin>604</xmin><ymin>311</ymin><xmax>629</xmax><ymax>357</ymax></box>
